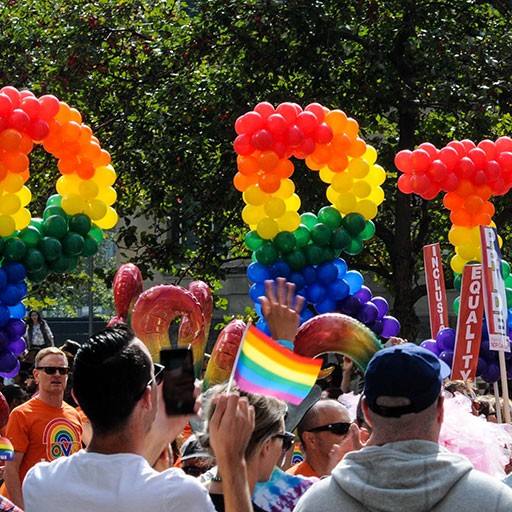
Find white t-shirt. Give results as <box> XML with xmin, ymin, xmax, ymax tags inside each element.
<box><xmin>23</xmin><ymin>450</ymin><xmax>216</xmax><ymax>512</ymax></box>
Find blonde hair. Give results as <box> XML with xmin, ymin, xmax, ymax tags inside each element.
<box><xmin>35</xmin><ymin>347</ymin><xmax>67</xmax><ymax>367</ymax></box>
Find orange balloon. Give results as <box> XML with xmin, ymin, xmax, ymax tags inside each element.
<box><xmin>19</xmin><ymin>134</ymin><xmax>34</xmax><ymax>154</ymax></box>
<box><xmin>61</xmin><ymin>121</ymin><xmax>82</xmax><ymax>142</ymax></box>
<box><xmin>443</xmin><ymin>192</ymin><xmax>464</xmax><ymax>210</ymax></box>
<box><xmin>331</xmin><ymin>133</ymin><xmax>352</xmax><ymax>155</ymax></box>
<box><xmin>450</xmin><ymin>208</ymin><xmax>471</xmax><ymax>226</ymax></box>
<box><xmin>233</xmin><ymin>172</ymin><xmax>258</xmax><ymax>192</ymax></box>
<box><xmin>47</xmin><ymin>118</ymin><xmax>62</xmax><ymax>138</ymax></box>
<box><xmin>237</xmin><ymin>155</ymin><xmax>259</xmax><ymax>176</ymax></box>
<box><xmin>55</xmin><ymin>102</ymin><xmax>71</xmax><ymax>124</ymax></box>
<box><xmin>0</xmin><ymin>129</ymin><xmax>22</xmax><ymax>151</ymax></box>
<box><xmin>474</xmin><ymin>184</ymin><xmax>492</xmax><ymax>201</ymax></box>
<box><xmin>455</xmin><ymin>179</ymin><xmax>474</xmax><ymax>198</ymax></box>
<box><xmin>324</xmin><ymin>110</ymin><xmax>347</xmax><ymax>133</ymax></box>
<box><xmin>58</xmin><ymin>157</ymin><xmax>79</xmax><ymax>175</ymax></box>
<box><xmin>347</xmin><ymin>137</ymin><xmax>367</xmax><ymax>158</ymax></box>
<box><xmin>305</xmin><ymin>156</ymin><xmax>322</xmax><ymax>171</ymax></box>
<box><xmin>0</xmin><ymin>163</ymin><xmax>7</xmax><ymax>181</ymax></box>
<box><xmin>482</xmin><ymin>201</ymin><xmax>495</xmax><ymax>216</ymax></box>
<box><xmin>81</xmin><ymin>141</ymin><xmax>101</xmax><ymax>161</ymax></box>
<box><xmin>20</xmin><ymin>169</ymin><xmax>29</xmax><ymax>183</ymax></box>
<box><xmin>327</xmin><ymin>153</ymin><xmax>348</xmax><ymax>173</ymax></box>
<box><xmin>472</xmin><ymin>212</ymin><xmax>491</xmax><ymax>226</ymax></box>
<box><xmin>344</xmin><ymin>118</ymin><xmax>359</xmax><ymax>139</ymax></box>
<box><xmin>92</xmin><ymin>150</ymin><xmax>111</xmax><ymax>167</ymax></box>
<box><xmin>464</xmin><ymin>195</ymin><xmax>483</xmax><ymax>215</ymax></box>
<box><xmin>78</xmin><ymin>124</ymin><xmax>93</xmax><ymax>145</ymax></box>
<box><xmin>310</xmin><ymin>144</ymin><xmax>332</xmax><ymax>165</ymax></box>
<box><xmin>2</xmin><ymin>152</ymin><xmax>29</xmax><ymax>173</ymax></box>
<box><xmin>259</xmin><ymin>173</ymin><xmax>280</xmax><ymax>194</ymax></box>
<box><xmin>68</xmin><ymin>108</ymin><xmax>82</xmax><ymax>124</ymax></box>
<box><xmin>274</xmin><ymin>159</ymin><xmax>294</xmax><ymax>179</ymax></box>
<box><xmin>257</xmin><ymin>150</ymin><xmax>279</xmax><ymax>172</ymax></box>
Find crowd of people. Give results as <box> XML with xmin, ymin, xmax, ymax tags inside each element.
<box><xmin>0</xmin><ymin>285</ymin><xmax>511</xmax><ymax>511</ymax></box>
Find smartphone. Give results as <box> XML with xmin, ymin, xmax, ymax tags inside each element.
<box><xmin>160</xmin><ymin>347</ymin><xmax>196</xmax><ymax>416</ymax></box>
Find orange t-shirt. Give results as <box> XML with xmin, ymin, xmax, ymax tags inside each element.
<box><xmin>3</xmin><ymin>396</ymin><xmax>82</xmax><ymax>487</ymax></box>
<box><xmin>286</xmin><ymin>459</ymin><xmax>319</xmax><ymax>478</ymax></box>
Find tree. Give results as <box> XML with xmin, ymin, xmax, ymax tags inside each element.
<box><xmin>1</xmin><ymin>0</ymin><xmax>511</xmax><ymax>338</ymax></box>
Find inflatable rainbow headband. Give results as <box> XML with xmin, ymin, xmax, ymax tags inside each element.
<box><xmin>0</xmin><ymin>436</ymin><xmax>14</xmax><ymax>461</ymax></box>
<box><xmin>0</xmin><ymin>86</ymin><xmax>118</xmax><ymax>378</ymax></box>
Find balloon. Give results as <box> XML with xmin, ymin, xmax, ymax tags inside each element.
<box><xmin>316</xmin><ymin>262</ymin><xmax>338</xmax><ymax>285</ymax></box>
<box><xmin>371</xmin><ymin>296</ymin><xmax>389</xmax><ymax>319</ymax></box>
<box><xmin>247</xmin><ymin>262</ymin><xmax>271</xmax><ymax>283</ymax></box>
<box><xmin>8</xmin><ymin>302</ymin><xmax>26</xmax><ymax>319</ymax></box>
<box><xmin>354</xmin><ymin>285</ymin><xmax>372</xmax><ymax>303</ymax></box>
<box><xmin>4</xmin><ymin>318</ymin><xmax>26</xmax><ymax>338</ymax></box>
<box><xmin>305</xmin><ymin>283</ymin><xmax>327</xmax><ymax>304</ymax></box>
<box><xmin>7</xmin><ymin>338</ymin><xmax>25</xmax><ymax>357</ymax></box>
<box><xmin>357</xmin><ymin>302</ymin><xmax>379</xmax><ymax>324</ymax></box>
<box><xmin>381</xmin><ymin>316</ymin><xmax>400</xmax><ymax>338</ymax></box>
<box><xmin>344</xmin><ymin>270</ymin><xmax>364</xmax><ymax>294</ymax></box>
<box><xmin>482</xmin><ymin>362</ymin><xmax>500</xmax><ymax>383</ymax></box>
<box><xmin>420</xmin><ymin>339</ymin><xmax>441</xmax><ymax>356</ymax></box>
<box><xmin>439</xmin><ymin>350</ymin><xmax>454</xmax><ymax>367</ymax></box>
<box><xmin>436</xmin><ymin>327</ymin><xmax>456</xmax><ymax>351</ymax></box>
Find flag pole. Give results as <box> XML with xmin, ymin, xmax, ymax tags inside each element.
<box><xmin>226</xmin><ymin>321</ymin><xmax>252</xmax><ymax>393</ymax></box>
<box><xmin>498</xmin><ymin>351</ymin><xmax>511</xmax><ymax>423</ymax></box>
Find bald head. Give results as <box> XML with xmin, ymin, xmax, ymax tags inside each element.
<box><xmin>298</xmin><ymin>399</ymin><xmax>351</xmax><ymax>442</ymax></box>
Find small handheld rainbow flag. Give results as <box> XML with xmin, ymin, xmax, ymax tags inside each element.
<box><xmin>232</xmin><ymin>325</ymin><xmax>322</xmax><ymax>405</ymax></box>
<box><xmin>0</xmin><ymin>436</ymin><xmax>14</xmax><ymax>461</ymax></box>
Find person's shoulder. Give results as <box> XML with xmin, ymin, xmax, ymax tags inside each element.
<box><xmin>158</xmin><ymin>468</ymin><xmax>214</xmax><ymax>510</ymax></box>
<box><xmin>293</xmin><ymin>475</ymin><xmax>341</xmax><ymax>512</ymax></box>
<box><xmin>8</xmin><ymin>397</ymin><xmax>38</xmax><ymax>419</ymax></box>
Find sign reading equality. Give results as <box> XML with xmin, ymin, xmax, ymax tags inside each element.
<box><xmin>451</xmin><ymin>264</ymin><xmax>484</xmax><ymax>381</ymax></box>
<box><xmin>423</xmin><ymin>243</ymin><xmax>449</xmax><ymax>339</ymax></box>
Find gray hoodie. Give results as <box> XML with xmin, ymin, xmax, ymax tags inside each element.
<box><xmin>293</xmin><ymin>440</ymin><xmax>512</xmax><ymax>512</ymax></box>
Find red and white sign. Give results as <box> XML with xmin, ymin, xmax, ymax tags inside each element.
<box><xmin>480</xmin><ymin>226</ymin><xmax>510</xmax><ymax>352</ymax></box>
<box><xmin>424</xmin><ymin>243</ymin><xmax>449</xmax><ymax>338</ymax></box>
<box><xmin>451</xmin><ymin>264</ymin><xmax>484</xmax><ymax>381</ymax></box>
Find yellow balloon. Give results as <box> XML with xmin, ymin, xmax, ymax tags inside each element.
<box><xmin>17</xmin><ymin>186</ymin><xmax>32</xmax><ymax>207</ymax></box>
<box><xmin>457</xmin><ymin>241</ymin><xmax>479</xmax><ymax>261</ymax></box>
<box><xmin>368</xmin><ymin>186</ymin><xmax>385</xmax><ymax>206</ymax></box>
<box><xmin>448</xmin><ymin>226</ymin><xmax>471</xmax><ymax>246</ymax></box>
<box><xmin>1</xmin><ymin>173</ymin><xmax>23</xmax><ymax>193</ymax></box>
<box><xmin>334</xmin><ymin>193</ymin><xmax>357</xmax><ymax>214</ymax></box>
<box><xmin>331</xmin><ymin>172</ymin><xmax>353</xmax><ymax>193</ymax></box>
<box><xmin>273</xmin><ymin>179</ymin><xmax>295</xmax><ymax>199</ymax></box>
<box><xmin>319</xmin><ymin>166</ymin><xmax>335</xmax><ymax>184</ymax></box>
<box><xmin>0</xmin><ymin>215</ymin><xmax>15</xmax><ymax>237</ymax></box>
<box><xmin>96</xmin><ymin>186</ymin><xmax>117</xmax><ymax>206</ymax></box>
<box><xmin>367</xmin><ymin>164</ymin><xmax>386</xmax><ymax>186</ymax></box>
<box><xmin>242</xmin><ymin>204</ymin><xmax>265</xmax><ymax>225</ymax></box>
<box><xmin>95</xmin><ymin>207</ymin><xmax>118</xmax><ymax>230</ymax></box>
<box><xmin>257</xmin><ymin>217</ymin><xmax>278</xmax><ymax>239</ymax></box>
<box><xmin>354</xmin><ymin>199</ymin><xmax>378</xmax><ymax>220</ymax></box>
<box><xmin>57</xmin><ymin>175</ymin><xmax>80</xmax><ymax>196</ymax></box>
<box><xmin>347</xmin><ymin>158</ymin><xmax>369</xmax><ymax>179</ymax></box>
<box><xmin>84</xmin><ymin>199</ymin><xmax>108</xmax><ymax>220</ymax></box>
<box><xmin>93</xmin><ymin>165</ymin><xmax>116</xmax><ymax>187</ymax></box>
<box><xmin>352</xmin><ymin>180</ymin><xmax>371</xmax><ymax>198</ymax></box>
<box><xmin>276</xmin><ymin>211</ymin><xmax>301</xmax><ymax>232</ymax></box>
<box><xmin>0</xmin><ymin>193</ymin><xmax>21</xmax><ymax>215</ymax></box>
<box><xmin>284</xmin><ymin>193</ymin><xmax>301</xmax><ymax>212</ymax></box>
<box><xmin>498</xmin><ymin>234</ymin><xmax>503</xmax><ymax>248</ymax></box>
<box><xmin>12</xmin><ymin>207</ymin><xmax>31</xmax><ymax>230</ymax></box>
<box><xmin>326</xmin><ymin>186</ymin><xmax>338</xmax><ymax>206</ymax></box>
<box><xmin>450</xmin><ymin>254</ymin><xmax>468</xmax><ymax>274</ymax></box>
<box><xmin>470</xmin><ymin>226</ymin><xmax>482</xmax><ymax>246</ymax></box>
<box><xmin>264</xmin><ymin>198</ymin><xmax>286</xmax><ymax>219</ymax></box>
<box><xmin>243</xmin><ymin>185</ymin><xmax>269</xmax><ymax>206</ymax></box>
<box><xmin>363</xmin><ymin>145</ymin><xmax>378</xmax><ymax>165</ymax></box>
<box><xmin>79</xmin><ymin>180</ymin><xmax>99</xmax><ymax>200</ymax></box>
<box><xmin>61</xmin><ymin>194</ymin><xmax>85</xmax><ymax>215</ymax></box>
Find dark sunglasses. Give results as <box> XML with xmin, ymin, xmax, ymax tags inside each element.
<box><xmin>137</xmin><ymin>364</ymin><xmax>165</xmax><ymax>400</ymax></box>
<box><xmin>307</xmin><ymin>422</ymin><xmax>351</xmax><ymax>436</ymax></box>
<box><xmin>273</xmin><ymin>431</ymin><xmax>295</xmax><ymax>452</ymax></box>
<box><xmin>36</xmin><ymin>366</ymin><xmax>69</xmax><ymax>375</ymax></box>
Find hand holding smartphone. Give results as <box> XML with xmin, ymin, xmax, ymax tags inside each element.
<box><xmin>160</xmin><ymin>347</ymin><xmax>196</xmax><ymax>416</ymax></box>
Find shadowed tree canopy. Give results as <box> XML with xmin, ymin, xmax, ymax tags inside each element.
<box><xmin>1</xmin><ymin>0</ymin><xmax>511</xmax><ymax>338</ymax></box>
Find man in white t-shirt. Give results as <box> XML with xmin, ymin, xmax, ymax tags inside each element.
<box><xmin>22</xmin><ymin>324</ymin><xmax>255</xmax><ymax>512</ymax></box>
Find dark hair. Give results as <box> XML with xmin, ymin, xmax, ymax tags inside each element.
<box><xmin>73</xmin><ymin>324</ymin><xmax>151</xmax><ymax>434</ymax></box>
<box><xmin>27</xmin><ymin>310</ymin><xmax>43</xmax><ymax>326</ymax></box>
<box><xmin>1</xmin><ymin>385</ymin><xmax>25</xmax><ymax>408</ymax></box>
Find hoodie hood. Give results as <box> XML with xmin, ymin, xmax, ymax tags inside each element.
<box><xmin>331</xmin><ymin>440</ymin><xmax>473</xmax><ymax>512</ymax></box>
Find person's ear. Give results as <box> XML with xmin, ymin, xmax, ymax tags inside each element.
<box><xmin>302</xmin><ymin>431</ymin><xmax>314</xmax><ymax>447</ymax></box>
<box><xmin>437</xmin><ymin>394</ymin><xmax>444</xmax><ymax>424</ymax></box>
<box><xmin>361</xmin><ymin>397</ymin><xmax>374</xmax><ymax>428</ymax></box>
<box><xmin>33</xmin><ymin>368</ymin><xmax>39</xmax><ymax>385</ymax></box>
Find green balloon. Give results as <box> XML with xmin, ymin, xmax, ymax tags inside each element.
<box><xmin>273</xmin><ymin>232</ymin><xmax>296</xmax><ymax>253</ymax></box>
<box><xmin>43</xmin><ymin>215</ymin><xmax>68</xmax><ymax>239</ymax></box>
<box><xmin>305</xmin><ymin>244</ymin><xmax>324</xmax><ymax>266</ymax></box>
<box><xmin>30</xmin><ymin>218</ymin><xmax>44</xmax><ymax>234</ymax></box>
<box><xmin>506</xmin><ymin>287</ymin><xmax>512</xmax><ymax>309</ymax></box>
<box><xmin>453</xmin><ymin>296</ymin><xmax>460</xmax><ymax>315</ymax></box>
<box><xmin>245</xmin><ymin>230</ymin><xmax>264</xmax><ymax>251</ymax></box>
<box><xmin>43</xmin><ymin>206</ymin><xmax>67</xmax><ymax>220</ymax></box>
<box><xmin>82</xmin><ymin>235</ymin><xmax>99</xmax><ymax>257</ymax></box>
<box><xmin>360</xmin><ymin>220</ymin><xmax>376</xmax><ymax>240</ymax></box>
<box><xmin>311</xmin><ymin>223</ymin><xmax>332</xmax><ymax>246</ymax></box>
<box><xmin>67</xmin><ymin>256</ymin><xmax>79</xmax><ymax>272</ymax></box>
<box><xmin>62</xmin><ymin>233</ymin><xmax>85</xmax><ymax>257</ymax></box>
<box><xmin>88</xmin><ymin>225</ymin><xmax>104</xmax><ymax>244</ymax></box>
<box><xmin>502</xmin><ymin>260</ymin><xmax>511</xmax><ymax>280</ymax></box>
<box><xmin>69</xmin><ymin>214</ymin><xmax>92</xmax><ymax>236</ymax></box>
<box><xmin>321</xmin><ymin>246</ymin><xmax>335</xmax><ymax>263</ymax></box>
<box><xmin>453</xmin><ymin>273</ymin><xmax>462</xmax><ymax>291</ymax></box>
<box><xmin>19</xmin><ymin>226</ymin><xmax>41</xmax><ymax>248</ymax></box>
<box><xmin>0</xmin><ymin>238</ymin><xmax>4</xmax><ymax>254</ymax></box>
<box><xmin>255</xmin><ymin>244</ymin><xmax>278</xmax><ymax>266</ymax></box>
<box><xmin>23</xmin><ymin>248</ymin><xmax>45</xmax><ymax>272</ymax></box>
<box><xmin>300</xmin><ymin>212</ymin><xmax>318</xmax><ymax>231</ymax></box>
<box><xmin>342</xmin><ymin>213</ymin><xmax>367</xmax><ymax>236</ymax></box>
<box><xmin>345</xmin><ymin>237</ymin><xmax>364</xmax><ymax>256</ymax></box>
<box><xmin>38</xmin><ymin>237</ymin><xmax>62</xmax><ymax>262</ymax></box>
<box><xmin>317</xmin><ymin>206</ymin><xmax>342</xmax><ymax>229</ymax></box>
<box><xmin>331</xmin><ymin>227</ymin><xmax>351</xmax><ymax>250</ymax></box>
<box><xmin>48</xmin><ymin>255</ymin><xmax>71</xmax><ymax>274</ymax></box>
<box><xmin>506</xmin><ymin>274</ymin><xmax>512</xmax><ymax>289</ymax></box>
<box><xmin>293</xmin><ymin>225</ymin><xmax>311</xmax><ymax>249</ymax></box>
<box><xmin>3</xmin><ymin>237</ymin><xmax>27</xmax><ymax>261</ymax></box>
<box><xmin>46</xmin><ymin>194</ymin><xmax>62</xmax><ymax>208</ymax></box>
<box><xmin>284</xmin><ymin>249</ymin><xmax>307</xmax><ymax>272</ymax></box>
<box><xmin>27</xmin><ymin>266</ymin><xmax>49</xmax><ymax>283</ymax></box>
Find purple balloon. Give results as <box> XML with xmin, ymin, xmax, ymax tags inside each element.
<box><xmin>439</xmin><ymin>350</ymin><xmax>454</xmax><ymax>367</ymax></box>
<box><xmin>0</xmin><ymin>331</ymin><xmax>9</xmax><ymax>351</ymax></box>
<box><xmin>368</xmin><ymin>319</ymin><xmax>383</xmax><ymax>336</ymax></box>
<box><xmin>4</xmin><ymin>318</ymin><xmax>26</xmax><ymax>339</ymax></box>
<box><xmin>436</xmin><ymin>328</ymin><xmax>456</xmax><ymax>351</ymax></box>
<box><xmin>482</xmin><ymin>362</ymin><xmax>500</xmax><ymax>383</ymax></box>
<box><xmin>337</xmin><ymin>295</ymin><xmax>361</xmax><ymax>316</ymax></box>
<box><xmin>381</xmin><ymin>316</ymin><xmax>400</xmax><ymax>338</ymax></box>
<box><xmin>7</xmin><ymin>338</ymin><xmax>26</xmax><ymax>357</ymax></box>
<box><xmin>371</xmin><ymin>297</ymin><xmax>389</xmax><ymax>319</ymax></box>
<box><xmin>357</xmin><ymin>302</ymin><xmax>379</xmax><ymax>324</ymax></box>
<box><xmin>0</xmin><ymin>359</ymin><xmax>19</xmax><ymax>379</ymax></box>
<box><xmin>354</xmin><ymin>285</ymin><xmax>372</xmax><ymax>303</ymax></box>
<box><xmin>420</xmin><ymin>339</ymin><xmax>441</xmax><ymax>356</ymax></box>
<box><xmin>476</xmin><ymin>357</ymin><xmax>488</xmax><ymax>377</ymax></box>
<box><xmin>0</xmin><ymin>350</ymin><xmax>18</xmax><ymax>373</ymax></box>
<box><xmin>507</xmin><ymin>363</ymin><xmax>512</xmax><ymax>380</ymax></box>
<box><xmin>479</xmin><ymin>340</ymin><xmax>497</xmax><ymax>362</ymax></box>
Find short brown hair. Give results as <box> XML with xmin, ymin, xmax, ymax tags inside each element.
<box><xmin>35</xmin><ymin>347</ymin><xmax>67</xmax><ymax>367</ymax></box>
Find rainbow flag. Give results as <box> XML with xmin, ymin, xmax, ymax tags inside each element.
<box><xmin>234</xmin><ymin>325</ymin><xmax>322</xmax><ymax>405</ymax></box>
<box><xmin>0</xmin><ymin>436</ymin><xmax>14</xmax><ymax>461</ymax></box>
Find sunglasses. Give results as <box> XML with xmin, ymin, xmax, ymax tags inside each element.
<box><xmin>137</xmin><ymin>364</ymin><xmax>165</xmax><ymax>399</ymax></box>
<box><xmin>36</xmin><ymin>366</ymin><xmax>69</xmax><ymax>375</ymax></box>
<box><xmin>307</xmin><ymin>422</ymin><xmax>351</xmax><ymax>436</ymax></box>
<box><xmin>273</xmin><ymin>431</ymin><xmax>295</xmax><ymax>453</ymax></box>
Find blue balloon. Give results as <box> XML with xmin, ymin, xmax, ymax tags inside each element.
<box><xmin>344</xmin><ymin>271</ymin><xmax>364</xmax><ymax>295</ymax></box>
<box><xmin>254</xmin><ymin>303</ymin><xmax>262</xmax><ymax>317</ymax></box>
<box><xmin>338</xmin><ymin>295</ymin><xmax>361</xmax><ymax>316</ymax></box>
<box><xmin>3</xmin><ymin>262</ymin><xmax>27</xmax><ymax>284</ymax></box>
<box><xmin>249</xmin><ymin>283</ymin><xmax>266</xmax><ymax>304</ymax></box>
<box><xmin>255</xmin><ymin>318</ymin><xmax>271</xmax><ymax>336</ymax></box>
<box><xmin>16</xmin><ymin>282</ymin><xmax>28</xmax><ymax>298</ymax></box>
<box><xmin>305</xmin><ymin>283</ymin><xmax>327</xmax><ymax>304</ymax></box>
<box><xmin>8</xmin><ymin>302</ymin><xmax>26</xmax><ymax>319</ymax></box>
<box><xmin>301</xmin><ymin>265</ymin><xmax>317</xmax><ymax>285</ymax></box>
<box><xmin>333</xmin><ymin>258</ymin><xmax>347</xmax><ymax>277</ymax></box>
<box><xmin>327</xmin><ymin>279</ymin><xmax>350</xmax><ymax>301</ymax></box>
<box><xmin>269</xmin><ymin>260</ymin><xmax>291</xmax><ymax>280</ymax></box>
<box><xmin>0</xmin><ymin>284</ymin><xmax>23</xmax><ymax>306</ymax></box>
<box><xmin>316</xmin><ymin>298</ymin><xmax>337</xmax><ymax>314</ymax></box>
<box><xmin>0</xmin><ymin>305</ymin><xmax>10</xmax><ymax>328</ymax></box>
<box><xmin>0</xmin><ymin>269</ymin><xmax>7</xmax><ymax>290</ymax></box>
<box><xmin>300</xmin><ymin>308</ymin><xmax>315</xmax><ymax>323</ymax></box>
<box><xmin>316</xmin><ymin>262</ymin><xmax>338</xmax><ymax>285</ymax></box>
<box><xmin>288</xmin><ymin>272</ymin><xmax>306</xmax><ymax>292</ymax></box>
<box><xmin>247</xmin><ymin>262</ymin><xmax>270</xmax><ymax>283</ymax></box>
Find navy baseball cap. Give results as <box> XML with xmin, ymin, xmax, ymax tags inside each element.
<box><xmin>364</xmin><ymin>343</ymin><xmax>451</xmax><ymax>418</ymax></box>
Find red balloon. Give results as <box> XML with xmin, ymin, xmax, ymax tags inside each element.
<box><xmin>473</xmin><ymin>170</ymin><xmax>487</xmax><ymax>186</ymax></box>
<box><xmin>441</xmin><ymin>173</ymin><xmax>459</xmax><ymax>192</ymax></box>
<box><xmin>237</xmin><ymin>111</ymin><xmax>264</xmax><ymax>135</ymax></box>
<box><xmin>26</xmin><ymin>119</ymin><xmax>50</xmax><ymax>141</ymax></box>
<box><xmin>273</xmin><ymin>140</ymin><xmax>286</xmax><ymax>159</ymax></box>
<box><xmin>276</xmin><ymin>103</ymin><xmax>298</xmax><ymax>125</ymax></box>
<box><xmin>0</xmin><ymin>93</ymin><xmax>13</xmax><ymax>117</ymax></box>
<box><xmin>398</xmin><ymin>174</ymin><xmax>413</xmax><ymax>194</ymax></box>
<box><xmin>233</xmin><ymin>134</ymin><xmax>254</xmax><ymax>155</ymax></box>
<box><xmin>477</xmin><ymin>139</ymin><xmax>497</xmax><ymax>160</ymax></box>
<box><xmin>410</xmin><ymin>173</ymin><xmax>431</xmax><ymax>194</ymax></box>
<box><xmin>297</xmin><ymin>136</ymin><xmax>315</xmax><ymax>156</ymax></box>
<box><xmin>498</xmin><ymin>152</ymin><xmax>512</xmax><ymax>172</ymax></box>
<box><xmin>39</xmin><ymin>95</ymin><xmax>61</xmax><ymax>120</ymax></box>
<box><xmin>284</xmin><ymin>126</ymin><xmax>304</xmax><ymax>148</ymax></box>
<box><xmin>447</xmin><ymin>140</ymin><xmax>466</xmax><ymax>158</ymax></box>
<box><xmin>422</xmin><ymin>182</ymin><xmax>441</xmax><ymax>200</ymax></box>
<box><xmin>296</xmin><ymin>111</ymin><xmax>319</xmax><ymax>134</ymax></box>
<box><xmin>418</xmin><ymin>142</ymin><xmax>438</xmax><ymax>160</ymax></box>
<box><xmin>305</xmin><ymin>103</ymin><xmax>325</xmax><ymax>123</ymax></box>
<box><xmin>7</xmin><ymin>109</ymin><xmax>30</xmax><ymax>132</ymax></box>
<box><xmin>0</xmin><ymin>86</ymin><xmax>20</xmax><ymax>108</ymax></box>
<box><xmin>394</xmin><ymin>150</ymin><xmax>412</xmax><ymax>172</ymax></box>
<box><xmin>20</xmin><ymin>96</ymin><xmax>41</xmax><ymax>119</ymax></box>
<box><xmin>489</xmin><ymin>178</ymin><xmax>508</xmax><ymax>196</ymax></box>
<box><xmin>485</xmin><ymin>160</ymin><xmax>502</xmax><ymax>181</ymax></box>
<box><xmin>411</xmin><ymin>149</ymin><xmax>431</xmax><ymax>173</ymax></box>
<box><xmin>251</xmin><ymin>129</ymin><xmax>274</xmax><ymax>151</ymax></box>
<box><xmin>253</xmin><ymin>102</ymin><xmax>275</xmax><ymax>120</ymax></box>
<box><xmin>428</xmin><ymin>160</ymin><xmax>448</xmax><ymax>182</ymax></box>
<box><xmin>468</xmin><ymin>148</ymin><xmax>487</xmax><ymax>169</ymax></box>
<box><xmin>455</xmin><ymin>157</ymin><xmax>475</xmax><ymax>180</ymax></box>
<box><xmin>496</xmin><ymin>136</ymin><xmax>512</xmax><ymax>153</ymax></box>
<box><xmin>265</xmin><ymin>114</ymin><xmax>288</xmax><ymax>138</ymax></box>
<box><xmin>460</xmin><ymin>139</ymin><xmax>476</xmax><ymax>152</ymax></box>
<box><xmin>313</xmin><ymin>123</ymin><xmax>333</xmax><ymax>144</ymax></box>
<box><xmin>438</xmin><ymin>146</ymin><xmax>459</xmax><ymax>169</ymax></box>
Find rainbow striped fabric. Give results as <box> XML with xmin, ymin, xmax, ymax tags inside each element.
<box><xmin>235</xmin><ymin>325</ymin><xmax>322</xmax><ymax>405</ymax></box>
<box><xmin>0</xmin><ymin>436</ymin><xmax>14</xmax><ymax>461</ymax></box>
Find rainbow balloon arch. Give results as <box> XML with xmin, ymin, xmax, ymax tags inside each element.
<box><xmin>0</xmin><ymin>86</ymin><xmax>118</xmax><ymax>377</ymax></box>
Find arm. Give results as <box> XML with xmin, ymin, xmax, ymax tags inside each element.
<box><xmin>4</xmin><ymin>451</ymin><xmax>25</xmax><ymax>509</ymax></box>
<box><xmin>260</xmin><ymin>278</ymin><xmax>304</xmax><ymax>342</ymax></box>
<box><xmin>208</xmin><ymin>393</ymin><xmax>255</xmax><ymax>512</ymax></box>
<box><xmin>340</xmin><ymin>357</ymin><xmax>353</xmax><ymax>393</ymax></box>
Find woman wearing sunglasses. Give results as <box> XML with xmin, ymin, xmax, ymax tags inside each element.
<box><xmin>201</xmin><ymin>384</ymin><xmax>291</xmax><ymax>512</ymax></box>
